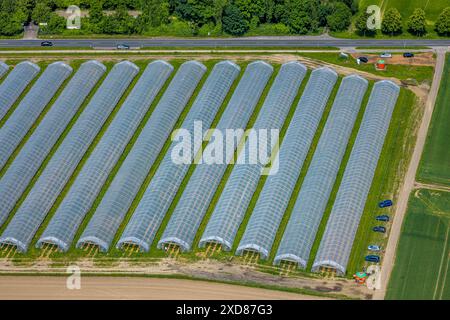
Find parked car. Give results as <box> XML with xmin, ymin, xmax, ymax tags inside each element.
<box><xmin>380</xmin><ymin>52</ymin><xmax>392</xmax><ymax>58</ymax></box>
<box><xmin>368</xmin><ymin>245</ymin><xmax>382</xmax><ymax>252</ymax></box>
<box><xmin>358</xmin><ymin>56</ymin><xmax>369</xmax><ymax>63</ymax></box>
<box><xmin>365</xmin><ymin>255</ymin><xmax>380</xmax><ymax>263</ymax></box>
<box><xmin>41</xmin><ymin>41</ymin><xmax>53</xmax><ymax>47</ymax></box>
<box><xmin>117</xmin><ymin>44</ymin><xmax>130</xmax><ymax>50</ymax></box>
<box><xmin>376</xmin><ymin>215</ymin><xmax>390</xmax><ymax>222</ymax></box>
<box><xmin>378</xmin><ymin>199</ymin><xmax>393</xmax><ymax>208</ymax></box>
<box><xmin>403</xmin><ymin>52</ymin><xmax>415</xmax><ymax>58</ymax></box>
<box><xmin>373</xmin><ymin>226</ymin><xmax>386</xmax><ymax>233</ymax></box>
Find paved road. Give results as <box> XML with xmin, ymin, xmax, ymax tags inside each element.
<box><xmin>0</xmin><ymin>38</ymin><xmax>449</xmax><ymax>48</ymax></box>
<box><xmin>374</xmin><ymin>48</ymin><xmax>448</xmax><ymax>300</ymax></box>
<box><xmin>0</xmin><ymin>276</ymin><xmax>324</xmax><ymax>300</ymax></box>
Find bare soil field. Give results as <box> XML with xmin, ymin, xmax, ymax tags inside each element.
<box><xmin>0</xmin><ymin>276</ymin><xmax>325</xmax><ymax>300</ymax></box>
<box><xmin>351</xmin><ymin>52</ymin><xmax>436</xmax><ymax>66</ymax></box>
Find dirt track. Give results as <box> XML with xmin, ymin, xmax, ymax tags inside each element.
<box><xmin>374</xmin><ymin>48</ymin><xmax>447</xmax><ymax>300</ymax></box>
<box><xmin>350</xmin><ymin>52</ymin><xmax>436</xmax><ymax>66</ymax></box>
<box><xmin>0</xmin><ymin>276</ymin><xmax>326</xmax><ymax>300</ymax></box>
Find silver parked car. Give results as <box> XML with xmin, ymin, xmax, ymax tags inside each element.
<box><xmin>368</xmin><ymin>245</ymin><xmax>382</xmax><ymax>251</ymax></box>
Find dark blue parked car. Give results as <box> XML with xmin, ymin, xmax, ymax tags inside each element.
<box><xmin>378</xmin><ymin>200</ymin><xmax>393</xmax><ymax>208</ymax></box>
<box><xmin>376</xmin><ymin>215</ymin><xmax>390</xmax><ymax>222</ymax></box>
<box><xmin>365</xmin><ymin>255</ymin><xmax>380</xmax><ymax>263</ymax></box>
<box><xmin>373</xmin><ymin>226</ymin><xmax>386</xmax><ymax>233</ymax></box>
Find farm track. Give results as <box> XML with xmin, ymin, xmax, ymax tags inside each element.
<box><xmin>414</xmin><ymin>182</ymin><xmax>450</xmax><ymax>193</ymax></box>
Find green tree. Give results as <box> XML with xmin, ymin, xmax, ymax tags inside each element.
<box><xmin>407</xmin><ymin>8</ymin><xmax>427</xmax><ymax>36</ymax></box>
<box><xmin>234</xmin><ymin>0</ymin><xmax>265</xmax><ymax>24</ymax></box>
<box><xmin>212</xmin><ymin>0</ymin><xmax>228</xmax><ymax>29</ymax></box>
<box><xmin>381</xmin><ymin>7</ymin><xmax>402</xmax><ymax>35</ymax></box>
<box><xmin>41</xmin><ymin>12</ymin><xmax>65</xmax><ymax>33</ymax></box>
<box><xmin>327</xmin><ymin>2</ymin><xmax>352</xmax><ymax>32</ymax></box>
<box><xmin>87</xmin><ymin>0</ymin><xmax>104</xmax><ymax>33</ymax></box>
<box><xmin>355</xmin><ymin>6</ymin><xmax>376</xmax><ymax>36</ymax></box>
<box><xmin>105</xmin><ymin>5</ymin><xmax>136</xmax><ymax>33</ymax></box>
<box><xmin>138</xmin><ymin>0</ymin><xmax>169</xmax><ymax>30</ymax></box>
<box><xmin>1</xmin><ymin>0</ymin><xmax>18</xmax><ymax>13</ymax></box>
<box><xmin>32</xmin><ymin>2</ymin><xmax>51</xmax><ymax>23</ymax></box>
<box><xmin>88</xmin><ymin>1</ymin><xmax>104</xmax><ymax>24</ymax></box>
<box><xmin>174</xmin><ymin>0</ymin><xmax>215</xmax><ymax>27</ymax></box>
<box><xmin>222</xmin><ymin>4</ymin><xmax>248</xmax><ymax>35</ymax></box>
<box><xmin>435</xmin><ymin>7</ymin><xmax>450</xmax><ymax>36</ymax></box>
<box><xmin>288</xmin><ymin>9</ymin><xmax>314</xmax><ymax>34</ymax></box>
<box><xmin>0</xmin><ymin>12</ymin><xmax>25</xmax><ymax>36</ymax></box>
<box><xmin>317</xmin><ymin>2</ymin><xmax>333</xmax><ymax>27</ymax></box>
<box><xmin>339</xmin><ymin>0</ymin><xmax>358</xmax><ymax>14</ymax></box>
<box><xmin>283</xmin><ymin>0</ymin><xmax>319</xmax><ymax>34</ymax></box>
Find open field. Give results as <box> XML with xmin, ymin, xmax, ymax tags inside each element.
<box><xmin>0</xmin><ymin>51</ymin><xmax>429</xmax><ymax>299</ymax></box>
<box><xmin>0</xmin><ymin>276</ymin><xmax>321</xmax><ymax>300</ymax></box>
<box><xmin>417</xmin><ymin>53</ymin><xmax>450</xmax><ymax>186</ymax></box>
<box><xmin>386</xmin><ymin>189</ymin><xmax>450</xmax><ymax>299</ymax></box>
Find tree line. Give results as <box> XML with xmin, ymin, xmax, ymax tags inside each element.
<box><xmin>0</xmin><ymin>0</ymin><xmax>449</xmax><ymax>37</ymax></box>
<box><xmin>356</xmin><ymin>6</ymin><xmax>450</xmax><ymax>37</ymax></box>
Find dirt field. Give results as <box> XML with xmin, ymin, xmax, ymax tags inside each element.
<box><xmin>350</xmin><ymin>52</ymin><xmax>436</xmax><ymax>66</ymax></box>
<box><xmin>0</xmin><ymin>257</ymin><xmax>370</xmax><ymax>299</ymax></box>
<box><xmin>0</xmin><ymin>276</ymin><xmax>326</xmax><ymax>300</ymax></box>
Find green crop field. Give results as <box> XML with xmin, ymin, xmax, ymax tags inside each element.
<box><xmin>418</xmin><ymin>54</ymin><xmax>450</xmax><ymax>186</ymax></box>
<box><xmin>386</xmin><ymin>189</ymin><xmax>450</xmax><ymax>300</ymax></box>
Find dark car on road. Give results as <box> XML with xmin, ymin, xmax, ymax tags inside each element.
<box><xmin>373</xmin><ymin>226</ymin><xmax>386</xmax><ymax>233</ymax></box>
<box><xmin>358</xmin><ymin>56</ymin><xmax>369</xmax><ymax>63</ymax></box>
<box><xmin>403</xmin><ymin>52</ymin><xmax>415</xmax><ymax>58</ymax></box>
<box><xmin>41</xmin><ymin>41</ymin><xmax>53</xmax><ymax>47</ymax></box>
<box><xmin>376</xmin><ymin>215</ymin><xmax>390</xmax><ymax>222</ymax></box>
<box><xmin>365</xmin><ymin>255</ymin><xmax>381</xmax><ymax>263</ymax></box>
<box><xmin>378</xmin><ymin>199</ymin><xmax>393</xmax><ymax>208</ymax></box>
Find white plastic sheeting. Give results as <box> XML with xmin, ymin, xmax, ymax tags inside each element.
<box><xmin>116</xmin><ymin>61</ymin><xmax>240</xmax><ymax>252</ymax></box>
<box><xmin>312</xmin><ymin>80</ymin><xmax>400</xmax><ymax>276</ymax></box>
<box><xmin>38</xmin><ymin>61</ymin><xmax>173</xmax><ymax>252</ymax></box>
<box><xmin>199</xmin><ymin>61</ymin><xmax>307</xmax><ymax>251</ymax></box>
<box><xmin>75</xmin><ymin>61</ymin><xmax>206</xmax><ymax>252</ymax></box>
<box><xmin>0</xmin><ymin>62</ymin><xmax>72</xmax><ymax>170</ymax></box>
<box><xmin>0</xmin><ymin>61</ymin><xmax>137</xmax><ymax>252</ymax></box>
<box><xmin>236</xmin><ymin>67</ymin><xmax>338</xmax><ymax>259</ymax></box>
<box><xmin>0</xmin><ymin>61</ymin><xmax>40</xmax><ymax>121</ymax></box>
<box><xmin>274</xmin><ymin>75</ymin><xmax>368</xmax><ymax>269</ymax></box>
<box><xmin>0</xmin><ymin>61</ymin><xmax>106</xmax><ymax>236</ymax></box>
<box><xmin>158</xmin><ymin>61</ymin><xmax>273</xmax><ymax>252</ymax></box>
